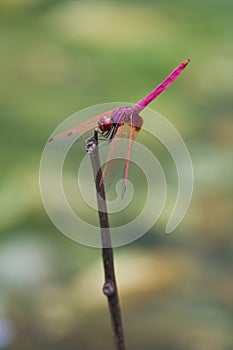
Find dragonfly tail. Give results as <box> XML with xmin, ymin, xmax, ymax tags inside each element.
<box><xmin>134</xmin><ymin>59</ymin><xmax>190</xmax><ymax>111</ymax></box>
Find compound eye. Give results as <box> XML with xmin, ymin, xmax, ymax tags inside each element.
<box><xmin>98</xmin><ymin>116</ymin><xmax>113</xmax><ymax>131</ymax></box>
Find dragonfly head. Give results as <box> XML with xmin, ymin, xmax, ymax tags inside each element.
<box><xmin>98</xmin><ymin>115</ymin><xmax>113</xmax><ymax>132</ymax></box>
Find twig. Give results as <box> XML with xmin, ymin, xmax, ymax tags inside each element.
<box><xmin>86</xmin><ymin>129</ymin><xmax>126</xmax><ymax>350</ymax></box>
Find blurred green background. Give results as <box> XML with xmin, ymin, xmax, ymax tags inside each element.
<box><xmin>0</xmin><ymin>1</ymin><xmax>232</xmax><ymax>349</ymax></box>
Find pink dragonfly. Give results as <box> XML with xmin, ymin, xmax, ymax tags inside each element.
<box><xmin>49</xmin><ymin>59</ymin><xmax>190</xmax><ymax>193</ymax></box>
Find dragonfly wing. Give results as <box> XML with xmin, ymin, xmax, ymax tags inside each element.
<box><xmin>99</xmin><ymin>124</ymin><xmax>125</xmax><ymax>191</ymax></box>
<box><xmin>48</xmin><ymin>109</ymin><xmax>116</xmax><ymax>142</ymax></box>
<box><xmin>99</xmin><ymin>122</ymin><xmax>139</xmax><ymax>196</ymax></box>
<box><xmin>122</xmin><ymin>123</ymin><xmax>137</xmax><ymax>196</ymax></box>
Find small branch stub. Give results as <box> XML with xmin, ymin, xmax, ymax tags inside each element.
<box><xmin>103</xmin><ymin>280</ymin><xmax>115</xmax><ymax>296</ymax></box>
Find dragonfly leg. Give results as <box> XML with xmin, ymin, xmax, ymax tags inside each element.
<box><xmin>96</xmin><ymin>125</ymin><xmax>118</xmax><ymax>149</ymax></box>
<box><xmin>98</xmin><ymin>123</ymin><xmax>118</xmax><ymax>141</ymax></box>
<box><xmin>98</xmin><ymin>127</ymin><xmax>117</xmax><ymax>148</ymax></box>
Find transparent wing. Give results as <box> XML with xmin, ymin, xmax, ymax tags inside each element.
<box><xmin>48</xmin><ymin>109</ymin><xmax>116</xmax><ymax>142</ymax></box>
<box><xmin>99</xmin><ymin>124</ymin><xmax>125</xmax><ymax>190</ymax></box>
<box><xmin>99</xmin><ymin>122</ymin><xmax>140</xmax><ymax>196</ymax></box>
<box><xmin>122</xmin><ymin>124</ymin><xmax>137</xmax><ymax>196</ymax></box>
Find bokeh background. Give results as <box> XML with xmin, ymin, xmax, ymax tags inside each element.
<box><xmin>0</xmin><ymin>1</ymin><xmax>232</xmax><ymax>349</ymax></box>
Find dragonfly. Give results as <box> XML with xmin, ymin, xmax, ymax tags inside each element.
<box><xmin>49</xmin><ymin>59</ymin><xmax>190</xmax><ymax>194</ymax></box>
